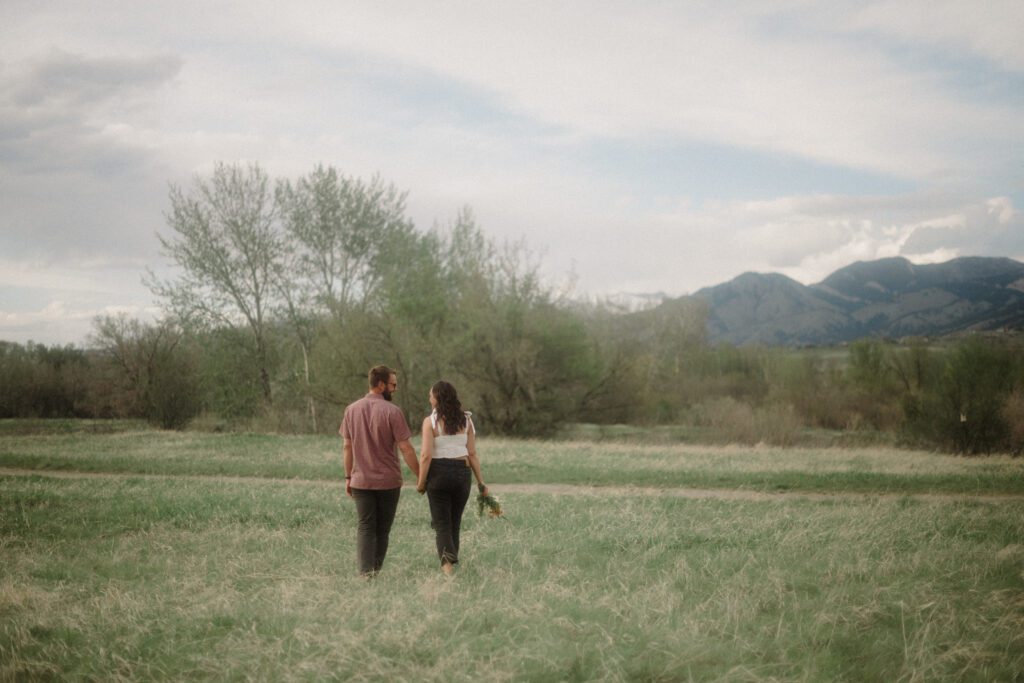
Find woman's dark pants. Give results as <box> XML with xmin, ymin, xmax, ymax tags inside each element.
<box><xmin>351</xmin><ymin>487</ymin><xmax>401</xmax><ymax>576</ymax></box>
<box><xmin>426</xmin><ymin>459</ymin><xmax>472</xmax><ymax>565</ymax></box>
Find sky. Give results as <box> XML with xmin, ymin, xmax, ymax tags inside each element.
<box><xmin>1</xmin><ymin>0</ymin><xmax>1022</xmax><ymax>345</ymax></box>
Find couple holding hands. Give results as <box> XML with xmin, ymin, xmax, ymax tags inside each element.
<box><xmin>340</xmin><ymin>365</ymin><xmax>490</xmax><ymax>577</ymax></box>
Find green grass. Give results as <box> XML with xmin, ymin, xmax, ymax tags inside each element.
<box><xmin>2</xmin><ymin>473</ymin><xmax>1022</xmax><ymax>681</ymax></box>
<box><xmin>0</xmin><ymin>418</ymin><xmax>148</xmax><ymax>436</ymax></box>
<box><xmin>2</xmin><ymin>423</ymin><xmax>1023</xmax><ymax>495</ymax></box>
<box><xmin>557</xmin><ymin>422</ymin><xmax>900</xmax><ymax>449</ymax></box>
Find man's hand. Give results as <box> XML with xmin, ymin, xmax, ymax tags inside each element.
<box><xmin>346</xmin><ymin>480</ymin><xmax>353</xmax><ymax>497</ymax></box>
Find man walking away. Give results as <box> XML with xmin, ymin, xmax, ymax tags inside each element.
<box><xmin>341</xmin><ymin>365</ymin><xmax>419</xmax><ymax>576</ymax></box>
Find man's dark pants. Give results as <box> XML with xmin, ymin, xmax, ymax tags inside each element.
<box><xmin>351</xmin><ymin>487</ymin><xmax>401</xmax><ymax>576</ymax></box>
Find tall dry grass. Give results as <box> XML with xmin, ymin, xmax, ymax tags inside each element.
<box><xmin>2</xmin><ymin>471</ymin><xmax>1022</xmax><ymax>681</ymax></box>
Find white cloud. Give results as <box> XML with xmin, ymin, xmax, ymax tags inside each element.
<box><xmin>261</xmin><ymin>1</ymin><xmax>1022</xmax><ymax>181</ymax></box>
<box><xmin>0</xmin><ymin>301</ymin><xmax>159</xmax><ymax>346</ymax></box>
<box><xmin>7</xmin><ymin>1</ymin><xmax>1021</xmax><ymax>182</ymax></box>
<box><xmin>528</xmin><ymin>191</ymin><xmax>1023</xmax><ymax>298</ymax></box>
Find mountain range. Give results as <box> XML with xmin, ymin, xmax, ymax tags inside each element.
<box><xmin>670</xmin><ymin>256</ymin><xmax>1024</xmax><ymax>346</ymax></box>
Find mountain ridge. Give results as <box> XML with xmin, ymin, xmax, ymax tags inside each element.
<box><xmin>674</xmin><ymin>256</ymin><xmax>1024</xmax><ymax>346</ymax></box>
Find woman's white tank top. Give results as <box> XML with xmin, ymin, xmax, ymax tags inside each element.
<box><xmin>430</xmin><ymin>410</ymin><xmax>474</xmax><ymax>459</ymax></box>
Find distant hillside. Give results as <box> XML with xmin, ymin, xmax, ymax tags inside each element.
<box><xmin>679</xmin><ymin>256</ymin><xmax>1024</xmax><ymax>346</ymax></box>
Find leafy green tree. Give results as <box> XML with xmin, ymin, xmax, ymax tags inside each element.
<box><xmin>149</xmin><ymin>162</ymin><xmax>281</xmax><ymax>403</ymax></box>
<box><xmin>1003</xmin><ymin>389</ymin><xmax>1024</xmax><ymax>455</ymax></box>
<box><xmin>844</xmin><ymin>340</ymin><xmax>904</xmax><ymax>429</ymax></box>
<box><xmin>889</xmin><ymin>338</ymin><xmax>937</xmax><ymax>395</ymax></box>
<box><xmin>276</xmin><ymin>166</ymin><xmax>414</xmax><ymax>320</ymax></box>
<box><xmin>847</xmin><ymin>339</ymin><xmax>888</xmax><ymax>390</ymax></box>
<box><xmin>939</xmin><ymin>337</ymin><xmax>1015</xmax><ymax>454</ymax></box>
<box><xmin>195</xmin><ymin>326</ymin><xmax>269</xmax><ymax>420</ymax></box>
<box><xmin>903</xmin><ymin>337</ymin><xmax>1016</xmax><ymax>454</ymax></box>
<box><xmin>436</xmin><ymin>210</ymin><xmax>595</xmax><ymax>436</ymax></box>
<box><xmin>276</xmin><ymin>165</ymin><xmax>418</xmax><ymax>428</ymax></box>
<box><xmin>572</xmin><ymin>301</ymin><xmax>650</xmax><ymax>424</ymax></box>
<box><xmin>0</xmin><ymin>341</ymin><xmax>34</xmax><ymax>417</ymax></box>
<box><xmin>624</xmin><ymin>297</ymin><xmax>709</xmax><ymax>423</ymax></box>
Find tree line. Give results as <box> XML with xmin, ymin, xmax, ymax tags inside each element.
<box><xmin>3</xmin><ymin>162</ymin><xmax>1023</xmax><ymax>454</ymax></box>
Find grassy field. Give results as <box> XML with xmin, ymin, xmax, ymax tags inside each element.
<box><xmin>2</xmin><ymin>421</ymin><xmax>1023</xmax><ymax>496</ymax></box>
<box><xmin>2</xmin><ymin>423</ymin><xmax>1023</xmax><ymax>681</ymax></box>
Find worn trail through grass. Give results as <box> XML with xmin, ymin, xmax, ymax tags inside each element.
<box><xmin>3</xmin><ymin>466</ymin><xmax>1022</xmax><ymax>503</ymax></box>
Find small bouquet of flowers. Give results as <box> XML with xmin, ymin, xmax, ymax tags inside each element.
<box><xmin>476</xmin><ymin>488</ymin><xmax>503</xmax><ymax>518</ymax></box>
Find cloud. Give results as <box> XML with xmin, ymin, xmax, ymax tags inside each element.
<box><xmin>8</xmin><ymin>48</ymin><xmax>181</xmax><ymax>107</ymax></box>
<box><xmin>901</xmin><ymin>196</ymin><xmax>1019</xmax><ymax>255</ymax></box>
<box><xmin>547</xmin><ymin>192</ymin><xmax>1023</xmax><ymax>297</ymax></box>
<box><xmin>0</xmin><ymin>50</ymin><xmax>183</xmax><ymax>267</ymax></box>
<box><xmin>845</xmin><ymin>0</ymin><xmax>1024</xmax><ymax>71</ymax></box>
<box><xmin>273</xmin><ymin>1</ymin><xmax>1022</xmax><ymax>181</ymax></box>
<box><xmin>0</xmin><ymin>49</ymin><xmax>181</xmax><ymax>173</ymax></box>
<box><xmin>0</xmin><ymin>298</ymin><xmax>161</xmax><ymax>346</ymax></box>
<box><xmin>12</xmin><ymin>2</ymin><xmax>1018</xmax><ymax>182</ymax></box>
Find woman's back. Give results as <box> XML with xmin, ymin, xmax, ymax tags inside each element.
<box><xmin>431</xmin><ymin>410</ymin><xmax>472</xmax><ymax>459</ymax></box>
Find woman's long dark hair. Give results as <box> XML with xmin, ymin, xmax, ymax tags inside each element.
<box><xmin>432</xmin><ymin>380</ymin><xmax>467</xmax><ymax>435</ymax></box>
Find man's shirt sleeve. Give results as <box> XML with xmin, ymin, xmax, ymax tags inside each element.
<box><xmin>340</xmin><ymin>408</ymin><xmax>351</xmax><ymax>439</ymax></box>
<box><xmin>391</xmin><ymin>409</ymin><xmax>412</xmax><ymax>442</ymax></box>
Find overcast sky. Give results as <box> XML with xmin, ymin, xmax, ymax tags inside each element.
<box><xmin>2</xmin><ymin>1</ymin><xmax>1022</xmax><ymax>345</ymax></box>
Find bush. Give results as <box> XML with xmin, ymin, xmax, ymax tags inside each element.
<box><xmin>902</xmin><ymin>337</ymin><xmax>1016</xmax><ymax>454</ymax></box>
<box><xmin>148</xmin><ymin>359</ymin><xmax>202</xmax><ymax>430</ymax></box>
<box><xmin>1003</xmin><ymin>390</ymin><xmax>1024</xmax><ymax>456</ymax></box>
<box><xmin>690</xmin><ymin>396</ymin><xmax>803</xmax><ymax>446</ymax></box>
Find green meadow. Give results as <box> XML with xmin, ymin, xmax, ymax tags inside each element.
<box><xmin>2</xmin><ymin>423</ymin><xmax>1023</xmax><ymax>681</ymax></box>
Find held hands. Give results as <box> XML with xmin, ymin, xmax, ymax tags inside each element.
<box><xmin>416</xmin><ymin>480</ymin><xmax>426</xmax><ymax>495</ymax></box>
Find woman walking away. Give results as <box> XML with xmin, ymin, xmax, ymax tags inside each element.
<box><xmin>416</xmin><ymin>380</ymin><xmax>489</xmax><ymax>575</ymax></box>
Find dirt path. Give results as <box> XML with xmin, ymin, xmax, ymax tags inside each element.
<box><xmin>3</xmin><ymin>467</ymin><xmax>1023</xmax><ymax>503</ymax></box>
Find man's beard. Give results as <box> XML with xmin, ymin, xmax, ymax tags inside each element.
<box><xmin>383</xmin><ymin>390</ymin><xmax>393</xmax><ymax>401</ymax></box>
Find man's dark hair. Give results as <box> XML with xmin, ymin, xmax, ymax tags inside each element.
<box><xmin>368</xmin><ymin>365</ymin><xmax>394</xmax><ymax>389</ymax></box>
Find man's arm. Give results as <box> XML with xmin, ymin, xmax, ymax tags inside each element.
<box><xmin>343</xmin><ymin>438</ymin><xmax>354</xmax><ymax>498</ymax></box>
<box><xmin>397</xmin><ymin>439</ymin><xmax>419</xmax><ymax>479</ymax></box>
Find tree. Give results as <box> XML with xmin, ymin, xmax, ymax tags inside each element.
<box><xmin>91</xmin><ymin>314</ymin><xmax>201</xmax><ymax>429</ymax></box>
<box><xmin>149</xmin><ymin>162</ymin><xmax>281</xmax><ymax>403</ymax></box>
<box><xmin>275</xmin><ymin>165</ymin><xmax>419</xmax><ymax>428</ymax></box>
<box><xmin>571</xmin><ymin>300</ymin><xmax>650</xmax><ymax>424</ymax></box>
<box><xmin>939</xmin><ymin>337</ymin><xmax>1015</xmax><ymax>454</ymax></box>
<box><xmin>438</xmin><ymin>210</ymin><xmax>595</xmax><ymax>436</ymax></box>
<box><xmin>276</xmin><ymin>166</ymin><xmax>414</xmax><ymax>320</ymax></box>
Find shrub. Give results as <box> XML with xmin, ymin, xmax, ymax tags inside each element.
<box><xmin>149</xmin><ymin>366</ymin><xmax>201</xmax><ymax>429</ymax></box>
<box><xmin>690</xmin><ymin>396</ymin><xmax>803</xmax><ymax>446</ymax></box>
<box><xmin>1003</xmin><ymin>390</ymin><xmax>1024</xmax><ymax>456</ymax></box>
<box><xmin>903</xmin><ymin>337</ymin><xmax>1015</xmax><ymax>454</ymax></box>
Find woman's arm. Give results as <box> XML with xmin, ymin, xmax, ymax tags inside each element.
<box><xmin>465</xmin><ymin>420</ymin><xmax>488</xmax><ymax>495</ymax></box>
<box><xmin>416</xmin><ymin>417</ymin><xmax>434</xmax><ymax>494</ymax></box>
